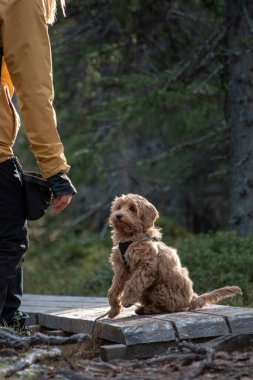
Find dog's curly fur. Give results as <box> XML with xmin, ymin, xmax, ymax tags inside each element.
<box><xmin>107</xmin><ymin>194</ymin><xmax>242</xmax><ymax>318</ymax></box>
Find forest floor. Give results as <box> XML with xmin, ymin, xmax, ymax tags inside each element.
<box><xmin>47</xmin><ymin>346</ymin><xmax>253</xmax><ymax>380</ymax></box>
<box><xmin>1</xmin><ymin>330</ymin><xmax>253</xmax><ymax>380</ymax></box>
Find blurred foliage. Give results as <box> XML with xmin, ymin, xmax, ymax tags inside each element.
<box><xmin>24</xmin><ymin>234</ymin><xmax>112</xmax><ymax>296</ymax></box>
<box><xmin>175</xmin><ymin>231</ymin><xmax>253</xmax><ymax>306</ymax></box>
<box><xmin>16</xmin><ymin>0</ymin><xmax>229</xmax><ymax>235</ymax></box>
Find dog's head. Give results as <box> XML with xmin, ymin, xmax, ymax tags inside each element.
<box><xmin>109</xmin><ymin>194</ymin><xmax>159</xmax><ymax>239</ymax></box>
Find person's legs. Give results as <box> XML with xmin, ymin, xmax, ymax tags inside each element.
<box><xmin>0</xmin><ymin>2</ymin><xmax>29</xmax><ymax>327</ymax></box>
<box><xmin>1</xmin><ymin>266</ymin><xmax>23</xmax><ymax>320</ymax></box>
<box><xmin>0</xmin><ymin>158</ymin><xmax>28</xmax><ymax>327</ymax></box>
<box><xmin>0</xmin><ymin>267</ymin><xmax>29</xmax><ymax>331</ymax></box>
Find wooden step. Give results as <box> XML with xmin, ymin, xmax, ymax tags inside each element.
<box><xmin>21</xmin><ymin>294</ymin><xmax>253</xmax><ymax>360</ymax></box>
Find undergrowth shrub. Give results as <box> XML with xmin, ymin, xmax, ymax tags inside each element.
<box><xmin>24</xmin><ymin>234</ymin><xmax>112</xmax><ymax>296</ymax></box>
<box><xmin>174</xmin><ymin>231</ymin><xmax>253</xmax><ymax>306</ymax></box>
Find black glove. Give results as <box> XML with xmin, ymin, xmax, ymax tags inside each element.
<box><xmin>48</xmin><ymin>173</ymin><xmax>77</xmax><ymax>197</ymax></box>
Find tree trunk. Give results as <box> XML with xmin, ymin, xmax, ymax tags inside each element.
<box><xmin>227</xmin><ymin>0</ymin><xmax>253</xmax><ymax>235</ymax></box>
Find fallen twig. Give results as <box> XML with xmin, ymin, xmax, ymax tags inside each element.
<box><xmin>0</xmin><ymin>328</ymin><xmax>28</xmax><ymax>349</ymax></box>
<box><xmin>0</xmin><ymin>327</ymin><xmax>90</xmax><ymax>349</ymax></box>
<box><xmin>31</xmin><ymin>332</ymin><xmax>91</xmax><ymax>345</ymax></box>
<box><xmin>0</xmin><ymin>347</ymin><xmax>61</xmax><ymax>378</ymax></box>
<box><xmin>179</xmin><ymin>341</ymin><xmax>214</xmax><ymax>380</ymax></box>
<box><xmin>178</xmin><ymin>334</ymin><xmax>253</xmax><ymax>380</ymax></box>
<box><xmin>208</xmin><ymin>333</ymin><xmax>253</xmax><ymax>352</ymax></box>
<box><xmin>0</xmin><ymin>348</ymin><xmax>19</xmax><ymax>357</ymax></box>
<box><xmin>146</xmin><ymin>352</ymin><xmax>203</xmax><ymax>366</ymax></box>
<box><xmin>58</xmin><ymin>368</ymin><xmax>103</xmax><ymax>380</ymax></box>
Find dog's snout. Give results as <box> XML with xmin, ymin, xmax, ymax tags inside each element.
<box><xmin>116</xmin><ymin>213</ymin><xmax>123</xmax><ymax>220</ymax></box>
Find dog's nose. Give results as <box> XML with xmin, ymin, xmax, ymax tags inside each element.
<box><xmin>116</xmin><ymin>214</ymin><xmax>123</xmax><ymax>220</ymax></box>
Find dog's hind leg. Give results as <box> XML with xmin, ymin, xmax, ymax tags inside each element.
<box><xmin>135</xmin><ymin>296</ymin><xmax>184</xmax><ymax>315</ymax></box>
<box><xmin>135</xmin><ymin>289</ymin><xmax>161</xmax><ymax>315</ymax></box>
<box><xmin>135</xmin><ymin>304</ymin><xmax>164</xmax><ymax>315</ymax></box>
<box><xmin>146</xmin><ymin>284</ymin><xmax>191</xmax><ymax>313</ymax></box>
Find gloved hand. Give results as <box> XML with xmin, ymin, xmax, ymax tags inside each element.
<box><xmin>47</xmin><ymin>173</ymin><xmax>77</xmax><ymax>213</ymax></box>
<box><xmin>47</xmin><ymin>173</ymin><xmax>77</xmax><ymax>197</ymax></box>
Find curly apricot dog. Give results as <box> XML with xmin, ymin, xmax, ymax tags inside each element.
<box><xmin>107</xmin><ymin>194</ymin><xmax>242</xmax><ymax>318</ymax></box>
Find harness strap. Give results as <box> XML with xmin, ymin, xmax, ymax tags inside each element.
<box><xmin>118</xmin><ymin>237</ymin><xmax>158</xmax><ymax>269</ymax></box>
<box><xmin>118</xmin><ymin>241</ymin><xmax>132</xmax><ymax>268</ymax></box>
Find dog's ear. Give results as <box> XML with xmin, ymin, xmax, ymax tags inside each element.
<box><xmin>111</xmin><ymin>196</ymin><xmax>120</xmax><ymax>211</ymax></box>
<box><xmin>140</xmin><ymin>200</ymin><xmax>159</xmax><ymax>229</ymax></box>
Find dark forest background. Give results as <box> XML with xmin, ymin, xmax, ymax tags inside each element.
<box><xmin>15</xmin><ymin>0</ymin><xmax>253</xmax><ymax>305</ymax></box>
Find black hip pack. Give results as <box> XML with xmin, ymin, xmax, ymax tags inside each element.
<box><xmin>14</xmin><ymin>157</ymin><xmax>53</xmax><ymax>221</ymax></box>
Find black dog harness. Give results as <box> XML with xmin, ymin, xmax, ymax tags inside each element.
<box><xmin>118</xmin><ymin>241</ymin><xmax>132</xmax><ymax>268</ymax></box>
<box><xmin>118</xmin><ymin>237</ymin><xmax>158</xmax><ymax>269</ymax></box>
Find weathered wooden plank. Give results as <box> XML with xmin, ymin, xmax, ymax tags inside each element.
<box><xmin>21</xmin><ymin>294</ymin><xmax>111</xmax><ymax>324</ymax></box>
<box><xmin>228</xmin><ymin>314</ymin><xmax>253</xmax><ymax>334</ymax></box>
<box><xmin>22</xmin><ymin>295</ymin><xmax>108</xmax><ymax>312</ymax></box>
<box><xmin>36</xmin><ymin>307</ymin><xmax>109</xmax><ymax>334</ymax></box>
<box><xmin>27</xmin><ymin>314</ymin><xmax>38</xmax><ymax>325</ymax></box>
<box><xmin>194</xmin><ymin>306</ymin><xmax>253</xmax><ymax>334</ymax></box>
<box><xmin>194</xmin><ymin>305</ymin><xmax>253</xmax><ymax>316</ymax></box>
<box><xmin>22</xmin><ymin>303</ymin><xmax>108</xmax><ymax>309</ymax></box>
<box><xmin>100</xmin><ymin>342</ymin><xmax>174</xmax><ymax>361</ymax></box>
<box><xmin>21</xmin><ymin>295</ymin><xmax>253</xmax><ymax>350</ymax></box>
<box><xmin>34</xmin><ymin>306</ymin><xmax>134</xmax><ymax>335</ymax></box>
<box><xmin>36</xmin><ymin>311</ymin><xmax>174</xmax><ymax>345</ymax></box>
<box><xmin>22</xmin><ymin>304</ymin><xmax>110</xmax><ymax>313</ymax></box>
<box><xmin>37</xmin><ymin>312</ymin><xmax>94</xmax><ymax>334</ymax></box>
<box><xmin>152</xmin><ymin>311</ymin><xmax>229</xmax><ymax>339</ymax></box>
<box><xmin>99</xmin><ymin>316</ymin><xmax>176</xmax><ymax>345</ymax></box>
<box><xmin>100</xmin><ymin>344</ymin><xmax>127</xmax><ymax>361</ymax></box>
<box><xmin>23</xmin><ymin>294</ymin><xmax>108</xmax><ymax>303</ymax></box>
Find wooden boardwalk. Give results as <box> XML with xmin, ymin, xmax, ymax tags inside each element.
<box><xmin>22</xmin><ymin>294</ymin><xmax>253</xmax><ymax>361</ymax></box>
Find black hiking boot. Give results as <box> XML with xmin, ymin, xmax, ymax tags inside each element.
<box><xmin>0</xmin><ymin>310</ymin><xmax>30</xmax><ymax>333</ymax></box>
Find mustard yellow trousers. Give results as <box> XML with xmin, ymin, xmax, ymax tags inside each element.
<box><xmin>0</xmin><ymin>0</ymin><xmax>70</xmax><ymax>178</ymax></box>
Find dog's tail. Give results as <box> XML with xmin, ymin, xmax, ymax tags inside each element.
<box><xmin>189</xmin><ymin>286</ymin><xmax>242</xmax><ymax>311</ymax></box>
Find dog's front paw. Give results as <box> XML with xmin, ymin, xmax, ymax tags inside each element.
<box><xmin>108</xmin><ymin>305</ymin><xmax>122</xmax><ymax>319</ymax></box>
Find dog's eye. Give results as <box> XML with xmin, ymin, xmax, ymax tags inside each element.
<box><xmin>129</xmin><ymin>205</ymin><xmax>136</xmax><ymax>212</ymax></box>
